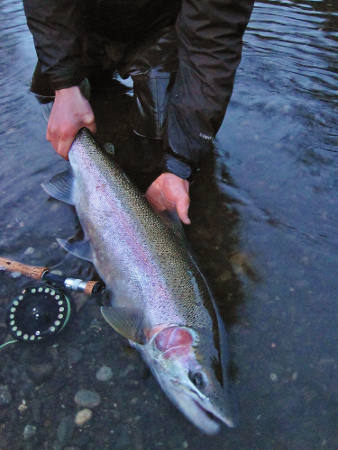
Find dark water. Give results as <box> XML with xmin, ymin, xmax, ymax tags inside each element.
<box><xmin>0</xmin><ymin>1</ymin><xmax>337</xmax><ymax>448</ymax></box>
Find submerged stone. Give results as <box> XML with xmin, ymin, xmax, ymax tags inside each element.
<box><xmin>75</xmin><ymin>408</ymin><xmax>93</xmax><ymax>426</ymax></box>
<box><xmin>57</xmin><ymin>416</ymin><xmax>75</xmax><ymax>443</ymax></box>
<box><xmin>96</xmin><ymin>365</ymin><xmax>113</xmax><ymax>382</ymax></box>
<box><xmin>74</xmin><ymin>389</ymin><xmax>101</xmax><ymax>408</ymax></box>
<box><xmin>0</xmin><ymin>385</ymin><xmax>12</xmax><ymax>406</ymax></box>
<box><xmin>23</xmin><ymin>424</ymin><xmax>37</xmax><ymax>440</ymax></box>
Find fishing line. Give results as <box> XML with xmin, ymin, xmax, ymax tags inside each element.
<box><xmin>0</xmin><ymin>340</ymin><xmax>18</xmax><ymax>350</ymax></box>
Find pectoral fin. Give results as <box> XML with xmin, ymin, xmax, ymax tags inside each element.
<box><xmin>57</xmin><ymin>238</ymin><xmax>93</xmax><ymax>262</ymax></box>
<box><xmin>101</xmin><ymin>306</ymin><xmax>146</xmax><ymax>344</ymax></box>
<box><xmin>42</xmin><ymin>170</ymin><xmax>74</xmax><ymax>205</ymax></box>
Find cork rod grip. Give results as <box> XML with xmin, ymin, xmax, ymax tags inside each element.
<box><xmin>0</xmin><ymin>257</ymin><xmax>47</xmax><ymax>280</ymax></box>
<box><xmin>84</xmin><ymin>280</ymin><xmax>101</xmax><ymax>295</ymax></box>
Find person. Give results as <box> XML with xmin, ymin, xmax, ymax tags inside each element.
<box><xmin>23</xmin><ymin>0</ymin><xmax>254</xmax><ymax>224</ymax></box>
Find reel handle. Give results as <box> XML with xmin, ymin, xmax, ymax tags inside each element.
<box><xmin>43</xmin><ymin>272</ymin><xmax>104</xmax><ymax>295</ymax></box>
<box><xmin>83</xmin><ymin>280</ymin><xmax>103</xmax><ymax>295</ymax></box>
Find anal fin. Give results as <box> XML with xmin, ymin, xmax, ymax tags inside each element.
<box><xmin>57</xmin><ymin>238</ymin><xmax>93</xmax><ymax>262</ymax></box>
<box><xmin>42</xmin><ymin>170</ymin><xmax>74</xmax><ymax>205</ymax></box>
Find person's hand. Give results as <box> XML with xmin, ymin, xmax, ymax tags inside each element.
<box><xmin>145</xmin><ymin>173</ymin><xmax>191</xmax><ymax>225</ymax></box>
<box><xmin>47</xmin><ymin>86</ymin><xmax>96</xmax><ymax>160</ymax></box>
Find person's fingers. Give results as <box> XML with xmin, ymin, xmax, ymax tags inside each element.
<box><xmin>176</xmin><ymin>194</ymin><xmax>191</xmax><ymax>225</ymax></box>
<box><xmin>57</xmin><ymin>137</ymin><xmax>74</xmax><ymax>160</ymax></box>
<box><xmin>145</xmin><ymin>185</ymin><xmax>166</xmax><ymax>211</ymax></box>
<box><xmin>82</xmin><ymin>113</ymin><xmax>96</xmax><ymax>134</ymax></box>
<box><xmin>47</xmin><ymin>133</ymin><xmax>58</xmax><ymax>154</ymax></box>
<box><xmin>87</xmin><ymin>121</ymin><xmax>97</xmax><ymax>135</ymax></box>
<box><xmin>46</xmin><ymin>122</ymin><xmax>56</xmax><ymax>147</ymax></box>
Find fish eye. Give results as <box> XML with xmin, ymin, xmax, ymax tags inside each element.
<box><xmin>188</xmin><ymin>371</ymin><xmax>204</xmax><ymax>389</ymax></box>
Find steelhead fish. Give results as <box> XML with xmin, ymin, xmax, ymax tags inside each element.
<box><xmin>42</xmin><ymin>128</ymin><xmax>237</xmax><ymax>434</ymax></box>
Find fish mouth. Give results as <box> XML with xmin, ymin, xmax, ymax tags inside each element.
<box><xmin>191</xmin><ymin>399</ymin><xmax>221</xmax><ymax>434</ymax></box>
<box><xmin>141</xmin><ymin>345</ymin><xmax>237</xmax><ymax>434</ymax></box>
<box><xmin>192</xmin><ymin>399</ymin><xmax>236</xmax><ymax>432</ymax></box>
<box><xmin>164</xmin><ymin>385</ymin><xmax>235</xmax><ymax>435</ymax></box>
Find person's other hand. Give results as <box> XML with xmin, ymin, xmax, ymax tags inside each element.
<box><xmin>145</xmin><ymin>173</ymin><xmax>191</xmax><ymax>225</ymax></box>
<box><xmin>47</xmin><ymin>86</ymin><xmax>96</xmax><ymax>160</ymax></box>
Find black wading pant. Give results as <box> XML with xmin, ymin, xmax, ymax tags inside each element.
<box><xmin>32</xmin><ymin>26</ymin><xmax>178</xmax><ymax>190</ymax></box>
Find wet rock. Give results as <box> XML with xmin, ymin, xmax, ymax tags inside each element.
<box><xmin>292</xmin><ymin>371</ymin><xmax>298</xmax><ymax>381</ymax></box>
<box><xmin>104</xmin><ymin>142</ymin><xmax>115</xmax><ymax>155</ymax></box>
<box><xmin>111</xmin><ymin>409</ymin><xmax>121</xmax><ymax>422</ymax></box>
<box><xmin>216</xmin><ymin>270</ymin><xmax>232</xmax><ymax>283</ymax></box>
<box><xmin>10</xmin><ymin>271</ymin><xmax>21</xmax><ymax>279</ymax></box>
<box><xmin>119</xmin><ymin>364</ymin><xmax>135</xmax><ymax>378</ymax></box>
<box><xmin>75</xmin><ymin>408</ymin><xmax>92</xmax><ymax>426</ymax></box>
<box><xmin>18</xmin><ymin>399</ymin><xmax>28</xmax><ymax>413</ymax></box>
<box><xmin>19</xmin><ymin>379</ymin><xmax>35</xmax><ymax>397</ymax></box>
<box><xmin>27</xmin><ymin>363</ymin><xmax>54</xmax><ymax>385</ymax></box>
<box><xmin>31</xmin><ymin>398</ymin><xmax>42</xmax><ymax>422</ymax></box>
<box><xmin>24</xmin><ymin>247</ymin><xmax>35</xmax><ymax>255</ymax></box>
<box><xmin>96</xmin><ymin>365</ymin><xmax>113</xmax><ymax>382</ymax></box>
<box><xmin>57</xmin><ymin>416</ymin><xmax>75</xmax><ymax>444</ymax></box>
<box><xmin>270</xmin><ymin>373</ymin><xmax>278</xmax><ymax>382</ymax></box>
<box><xmin>114</xmin><ymin>427</ymin><xmax>132</xmax><ymax>450</ymax></box>
<box><xmin>67</xmin><ymin>348</ymin><xmax>83</xmax><ymax>365</ymax></box>
<box><xmin>74</xmin><ymin>389</ymin><xmax>101</xmax><ymax>408</ymax></box>
<box><xmin>229</xmin><ymin>251</ymin><xmax>257</xmax><ymax>281</ymax></box>
<box><xmin>23</xmin><ymin>424</ymin><xmax>37</xmax><ymax>440</ymax></box>
<box><xmin>0</xmin><ymin>385</ymin><xmax>12</xmax><ymax>406</ymax></box>
<box><xmin>52</xmin><ymin>441</ymin><xmax>63</xmax><ymax>450</ymax></box>
<box><xmin>89</xmin><ymin>318</ymin><xmax>103</xmax><ymax>331</ymax></box>
<box><xmin>47</xmin><ymin>345</ymin><xmax>60</xmax><ymax>362</ymax></box>
<box><xmin>71</xmin><ymin>434</ymin><xmax>91</xmax><ymax>447</ymax></box>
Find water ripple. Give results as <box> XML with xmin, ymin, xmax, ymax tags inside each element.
<box><xmin>246</xmin><ymin>0</ymin><xmax>338</xmax><ymax>103</ymax></box>
<box><xmin>0</xmin><ymin>0</ymin><xmax>36</xmax><ymax>133</ymax></box>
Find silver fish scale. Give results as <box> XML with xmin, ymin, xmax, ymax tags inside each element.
<box><xmin>69</xmin><ymin>130</ymin><xmax>216</xmax><ymax>332</ymax></box>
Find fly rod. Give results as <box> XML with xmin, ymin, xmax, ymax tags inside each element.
<box><xmin>0</xmin><ymin>257</ymin><xmax>104</xmax><ymax>295</ymax></box>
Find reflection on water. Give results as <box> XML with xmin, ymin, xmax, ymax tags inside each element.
<box><xmin>247</xmin><ymin>0</ymin><xmax>338</xmax><ymax>102</ymax></box>
<box><xmin>0</xmin><ymin>0</ymin><xmax>33</xmax><ymax>134</ymax></box>
<box><xmin>0</xmin><ymin>0</ymin><xmax>337</xmax><ymax>448</ymax></box>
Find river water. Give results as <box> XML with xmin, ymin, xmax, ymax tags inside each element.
<box><xmin>0</xmin><ymin>1</ymin><xmax>337</xmax><ymax>449</ymax></box>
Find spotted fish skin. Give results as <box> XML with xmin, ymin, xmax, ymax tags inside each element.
<box><xmin>70</xmin><ymin>130</ymin><xmax>214</xmax><ymax>330</ymax></box>
<box><xmin>59</xmin><ymin>129</ymin><xmax>236</xmax><ymax>433</ymax></box>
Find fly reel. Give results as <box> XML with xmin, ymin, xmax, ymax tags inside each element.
<box><xmin>6</xmin><ymin>284</ymin><xmax>72</xmax><ymax>342</ymax></box>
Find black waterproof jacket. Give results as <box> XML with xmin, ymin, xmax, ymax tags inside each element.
<box><xmin>23</xmin><ymin>0</ymin><xmax>254</xmax><ymax>178</ymax></box>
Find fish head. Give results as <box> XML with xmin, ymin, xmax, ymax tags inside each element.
<box><xmin>141</xmin><ymin>325</ymin><xmax>237</xmax><ymax>434</ymax></box>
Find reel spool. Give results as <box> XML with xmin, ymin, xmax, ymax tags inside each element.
<box><xmin>6</xmin><ymin>284</ymin><xmax>72</xmax><ymax>342</ymax></box>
